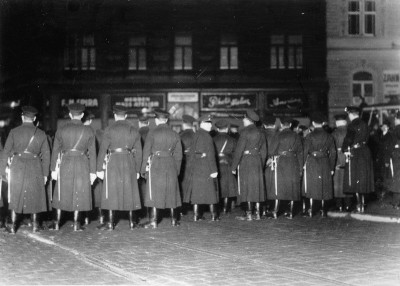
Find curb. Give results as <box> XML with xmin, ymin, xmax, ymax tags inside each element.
<box><xmin>20</xmin><ymin>230</ymin><xmax>149</xmax><ymax>285</ymax></box>
<box><xmin>327</xmin><ymin>211</ymin><xmax>400</xmax><ymax>224</ymax></box>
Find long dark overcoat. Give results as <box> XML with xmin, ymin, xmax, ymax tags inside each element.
<box><xmin>97</xmin><ymin>120</ymin><xmax>142</xmax><ymax>211</ymax></box>
<box><xmin>263</xmin><ymin>128</ymin><xmax>278</xmax><ymax>200</ymax></box>
<box><xmin>141</xmin><ymin>124</ymin><xmax>182</xmax><ymax>209</ymax></box>
<box><xmin>342</xmin><ymin>118</ymin><xmax>374</xmax><ymax>194</ymax></box>
<box><xmin>302</xmin><ymin>128</ymin><xmax>336</xmax><ymax>200</ymax></box>
<box><xmin>92</xmin><ymin>129</ymin><xmax>103</xmax><ymax>208</ymax></box>
<box><xmin>1</xmin><ymin>123</ymin><xmax>50</xmax><ymax>213</ymax></box>
<box><xmin>213</xmin><ymin>132</ymin><xmax>237</xmax><ymax>198</ymax></box>
<box><xmin>231</xmin><ymin>124</ymin><xmax>267</xmax><ymax>203</ymax></box>
<box><xmin>269</xmin><ymin>128</ymin><xmax>303</xmax><ymax>201</ymax></box>
<box><xmin>51</xmin><ymin>119</ymin><xmax>96</xmax><ymax>212</ymax></box>
<box><xmin>331</xmin><ymin>126</ymin><xmax>351</xmax><ymax>199</ymax></box>
<box><xmin>179</xmin><ymin>129</ymin><xmax>195</xmax><ymax>198</ymax></box>
<box><xmin>183</xmin><ymin>128</ymin><xmax>219</xmax><ymax>204</ymax></box>
<box><xmin>389</xmin><ymin>125</ymin><xmax>400</xmax><ymax>194</ymax></box>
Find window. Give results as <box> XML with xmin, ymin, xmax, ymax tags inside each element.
<box><xmin>270</xmin><ymin>35</ymin><xmax>303</xmax><ymax>70</ymax></box>
<box><xmin>220</xmin><ymin>35</ymin><xmax>238</xmax><ymax>70</ymax></box>
<box><xmin>353</xmin><ymin>72</ymin><xmax>373</xmax><ymax>103</ymax></box>
<box><xmin>128</xmin><ymin>37</ymin><xmax>147</xmax><ymax>70</ymax></box>
<box><xmin>64</xmin><ymin>34</ymin><xmax>96</xmax><ymax>70</ymax></box>
<box><xmin>348</xmin><ymin>0</ymin><xmax>376</xmax><ymax>36</ymax></box>
<box><xmin>174</xmin><ymin>33</ymin><xmax>192</xmax><ymax>70</ymax></box>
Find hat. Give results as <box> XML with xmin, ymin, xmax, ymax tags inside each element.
<box><xmin>396</xmin><ymin>110</ymin><xmax>400</xmax><ymax>119</ymax></box>
<box><xmin>310</xmin><ymin>112</ymin><xmax>326</xmax><ymax>124</ymax></box>
<box><xmin>244</xmin><ymin>110</ymin><xmax>259</xmax><ymax>122</ymax></box>
<box><xmin>230</xmin><ymin>124</ymin><xmax>239</xmax><ymax>129</ymax></box>
<box><xmin>215</xmin><ymin>119</ymin><xmax>229</xmax><ymax>129</ymax></box>
<box><xmin>280</xmin><ymin>116</ymin><xmax>292</xmax><ymax>125</ymax></box>
<box><xmin>154</xmin><ymin>109</ymin><xmax>170</xmax><ymax>119</ymax></box>
<box><xmin>68</xmin><ymin>103</ymin><xmax>85</xmax><ymax>115</ymax></box>
<box><xmin>113</xmin><ymin>105</ymin><xmax>129</xmax><ymax>115</ymax></box>
<box><xmin>198</xmin><ymin>114</ymin><xmax>213</xmax><ymax>123</ymax></box>
<box><xmin>291</xmin><ymin>119</ymin><xmax>300</xmax><ymax>128</ymax></box>
<box><xmin>345</xmin><ymin>106</ymin><xmax>361</xmax><ymax>114</ymax></box>
<box><xmin>182</xmin><ymin>115</ymin><xmax>196</xmax><ymax>124</ymax></box>
<box><xmin>334</xmin><ymin>113</ymin><xmax>348</xmax><ymax>121</ymax></box>
<box><xmin>263</xmin><ymin>116</ymin><xmax>276</xmax><ymax>126</ymax></box>
<box><xmin>21</xmin><ymin>106</ymin><xmax>38</xmax><ymax>119</ymax></box>
<box><xmin>138</xmin><ymin>115</ymin><xmax>149</xmax><ymax>123</ymax></box>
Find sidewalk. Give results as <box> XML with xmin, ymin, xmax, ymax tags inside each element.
<box><xmin>328</xmin><ymin>194</ymin><xmax>400</xmax><ymax>224</ymax></box>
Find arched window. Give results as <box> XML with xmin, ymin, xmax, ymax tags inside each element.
<box><xmin>352</xmin><ymin>71</ymin><xmax>374</xmax><ymax>105</ymax></box>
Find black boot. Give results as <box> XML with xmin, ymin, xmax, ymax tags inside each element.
<box><xmin>49</xmin><ymin>209</ymin><xmax>61</xmax><ymax>231</ymax></box>
<box><xmin>193</xmin><ymin>204</ymin><xmax>204</xmax><ymax>221</ymax></box>
<box><xmin>354</xmin><ymin>193</ymin><xmax>362</xmax><ymax>213</ymax></box>
<box><xmin>222</xmin><ymin>198</ymin><xmax>229</xmax><ymax>215</ymax></box>
<box><xmin>142</xmin><ymin>207</ymin><xmax>157</xmax><ymax>229</ymax></box>
<box><xmin>31</xmin><ymin>213</ymin><xmax>42</xmax><ymax>233</ymax></box>
<box><xmin>210</xmin><ymin>204</ymin><xmax>220</xmax><ymax>221</ymax></box>
<box><xmin>307</xmin><ymin>199</ymin><xmax>313</xmax><ymax>218</ymax></box>
<box><xmin>129</xmin><ymin>211</ymin><xmax>137</xmax><ymax>229</ymax></box>
<box><xmin>103</xmin><ymin>210</ymin><xmax>114</xmax><ymax>231</ymax></box>
<box><xmin>235</xmin><ymin>202</ymin><xmax>252</xmax><ymax>221</ymax></box>
<box><xmin>284</xmin><ymin>201</ymin><xmax>294</xmax><ymax>219</ymax></box>
<box><xmin>360</xmin><ymin>194</ymin><xmax>365</xmax><ymax>213</ymax></box>
<box><xmin>73</xmin><ymin>211</ymin><xmax>84</xmax><ymax>231</ymax></box>
<box><xmin>254</xmin><ymin>203</ymin><xmax>261</xmax><ymax>220</ymax></box>
<box><xmin>98</xmin><ymin>208</ymin><xmax>104</xmax><ymax>224</ymax></box>
<box><xmin>320</xmin><ymin>200</ymin><xmax>326</xmax><ymax>218</ymax></box>
<box><xmin>266</xmin><ymin>200</ymin><xmax>279</xmax><ymax>219</ymax></box>
<box><xmin>6</xmin><ymin>210</ymin><xmax>17</xmax><ymax>234</ymax></box>
<box><xmin>84</xmin><ymin>212</ymin><xmax>90</xmax><ymax>226</ymax></box>
<box><xmin>171</xmin><ymin>208</ymin><xmax>180</xmax><ymax>227</ymax></box>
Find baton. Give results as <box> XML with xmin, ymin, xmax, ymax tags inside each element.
<box><xmin>390</xmin><ymin>158</ymin><xmax>394</xmax><ymax>177</ymax></box>
<box><xmin>237</xmin><ymin>165</ymin><xmax>240</xmax><ymax>195</ymax></box>
<box><xmin>274</xmin><ymin>158</ymin><xmax>278</xmax><ymax>196</ymax></box>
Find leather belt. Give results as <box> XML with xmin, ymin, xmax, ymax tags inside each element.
<box><xmin>352</xmin><ymin>142</ymin><xmax>366</xmax><ymax>149</ymax></box>
<box><xmin>243</xmin><ymin>149</ymin><xmax>259</xmax><ymax>155</ymax></box>
<box><xmin>194</xmin><ymin>152</ymin><xmax>207</xmax><ymax>158</ymax></box>
<box><xmin>110</xmin><ymin>148</ymin><xmax>135</xmax><ymax>154</ymax></box>
<box><xmin>279</xmin><ymin>150</ymin><xmax>296</xmax><ymax>157</ymax></box>
<box><xmin>13</xmin><ymin>151</ymin><xmax>38</xmax><ymax>159</ymax></box>
<box><xmin>63</xmin><ymin>149</ymin><xmax>86</xmax><ymax>156</ymax></box>
<box><xmin>309</xmin><ymin>151</ymin><xmax>328</xmax><ymax>158</ymax></box>
<box><xmin>154</xmin><ymin>150</ymin><xmax>172</xmax><ymax>157</ymax></box>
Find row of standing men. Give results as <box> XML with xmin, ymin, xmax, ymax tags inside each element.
<box><xmin>0</xmin><ymin>104</ymin><xmax>382</xmax><ymax>233</ymax></box>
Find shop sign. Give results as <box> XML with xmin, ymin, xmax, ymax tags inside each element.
<box><xmin>267</xmin><ymin>93</ymin><xmax>307</xmax><ymax>110</ymax></box>
<box><xmin>201</xmin><ymin>93</ymin><xmax>256</xmax><ymax>110</ymax></box>
<box><xmin>111</xmin><ymin>93</ymin><xmax>165</xmax><ymax>109</ymax></box>
<box><xmin>383</xmin><ymin>70</ymin><xmax>400</xmax><ymax>96</ymax></box>
<box><xmin>59</xmin><ymin>96</ymin><xmax>100</xmax><ymax>118</ymax></box>
<box><xmin>168</xmin><ymin>92</ymin><xmax>198</xmax><ymax>102</ymax></box>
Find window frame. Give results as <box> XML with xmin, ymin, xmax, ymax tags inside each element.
<box><xmin>220</xmin><ymin>34</ymin><xmax>238</xmax><ymax>70</ymax></box>
<box><xmin>347</xmin><ymin>0</ymin><xmax>376</xmax><ymax>36</ymax></box>
<box><xmin>64</xmin><ymin>34</ymin><xmax>96</xmax><ymax>71</ymax></box>
<box><xmin>174</xmin><ymin>33</ymin><xmax>193</xmax><ymax>71</ymax></box>
<box><xmin>270</xmin><ymin>34</ymin><xmax>303</xmax><ymax>70</ymax></box>
<box><xmin>128</xmin><ymin>36</ymin><xmax>147</xmax><ymax>71</ymax></box>
<box><xmin>352</xmin><ymin>71</ymin><xmax>374</xmax><ymax>103</ymax></box>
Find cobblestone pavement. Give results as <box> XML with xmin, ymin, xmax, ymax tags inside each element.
<box><xmin>1</xmin><ymin>208</ymin><xmax>400</xmax><ymax>285</ymax></box>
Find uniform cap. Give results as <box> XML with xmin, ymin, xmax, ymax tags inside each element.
<box><xmin>215</xmin><ymin>119</ymin><xmax>229</xmax><ymax>129</ymax></box>
<box><xmin>396</xmin><ymin>110</ymin><xmax>400</xmax><ymax>119</ymax></box>
<box><xmin>244</xmin><ymin>110</ymin><xmax>259</xmax><ymax>122</ymax></box>
<box><xmin>280</xmin><ymin>116</ymin><xmax>292</xmax><ymax>125</ymax></box>
<box><xmin>83</xmin><ymin>111</ymin><xmax>95</xmax><ymax>121</ymax></box>
<box><xmin>334</xmin><ymin>113</ymin><xmax>348</xmax><ymax>121</ymax></box>
<box><xmin>154</xmin><ymin>109</ymin><xmax>170</xmax><ymax>119</ymax></box>
<box><xmin>138</xmin><ymin>115</ymin><xmax>149</xmax><ymax>123</ymax></box>
<box><xmin>113</xmin><ymin>105</ymin><xmax>129</xmax><ymax>115</ymax></box>
<box><xmin>263</xmin><ymin>115</ymin><xmax>276</xmax><ymax>126</ymax></box>
<box><xmin>198</xmin><ymin>114</ymin><xmax>213</xmax><ymax>123</ymax></box>
<box><xmin>68</xmin><ymin>103</ymin><xmax>85</xmax><ymax>115</ymax></box>
<box><xmin>21</xmin><ymin>106</ymin><xmax>38</xmax><ymax>118</ymax></box>
<box><xmin>310</xmin><ymin>112</ymin><xmax>326</xmax><ymax>124</ymax></box>
<box><xmin>182</xmin><ymin>114</ymin><xmax>196</xmax><ymax>124</ymax></box>
<box><xmin>291</xmin><ymin>119</ymin><xmax>300</xmax><ymax>128</ymax></box>
<box><xmin>345</xmin><ymin>106</ymin><xmax>360</xmax><ymax>114</ymax></box>
<box><xmin>230</xmin><ymin>124</ymin><xmax>239</xmax><ymax>129</ymax></box>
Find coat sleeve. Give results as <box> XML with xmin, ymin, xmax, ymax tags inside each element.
<box><xmin>96</xmin><ymin>128</ymin><xmax>110</xmax><ymax>172</ymax></box>
<box><xmin>260</xmin><ymin>131</ymin><xmax>267</xmax><ymax>166</ymax></box>
<box><xmin>87</xmin><ymin>129</ymin><xmax>96</xmax><ymax>174</ymax></box>
<box><xmin>295</xmin><ymin>134</ymin><xmax>304</xmax><ymax>170</ymax></box>
<box><xmin>40</xmin><ymin>134</ymin><xmax>51</xmax><ymax>176</ymax></box>
<box><xmin>50</xmin><ymin>129</ymin><xmax>62</xmax><ymax>172</ymax></box>
<box><xmin>328</xmin><ymin>135</ymin><xmax>337</xmax><ymax>171</ymax></box>
<box><xmin>132</xmin><ymin>128</ymin><xmax>142</xmax><ymax>173</ymax></box>
<box><xmin>207</xmin><ymin>136</ymin><xmax>218</xmax><ymax>175</ymax></box>
<box><xmin>231</xmin><ymin>130</ymin><xmax>246</xmax><ymax>171</ymax></box>
<box><xmin>173</xmin><ymin>133</ymin><xmax>183</xmax><ymax>175</ymax></box>
<box><xmin>303</xmin><ymin>135</ymin><xmax>310</xmax><ymax>167</ymax></box>
<box><xmin>141</xmin><ymin>129</ymin><xmax>154</xmax><ymax>174</ymax></box>
<box><xmin>0</xmin><ymin>130</ymin><xmax>14</xmax><ymax>177</ymax></box>
<box><xmin>342</xmin><ymin>124</ymin><xmax>355</xmax><ymax>151</ymax></box>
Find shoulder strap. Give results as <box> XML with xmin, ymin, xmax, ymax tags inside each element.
<box><xmin>72</xmin><ymin>128</ymin><xmax>85</xmax><ymax>150</ymax></box>
<box><xmin>24</xmin><ymin>127</ymin><xmax>38</xmax><ymax>153</ymax></box>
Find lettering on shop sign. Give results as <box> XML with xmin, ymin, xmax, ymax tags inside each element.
<box><xmin>267</xmin><ymin>93</ymin><xmax>306</xmax><ymax>110</ymax></box>
<box><xmin>111</xmin><ymin>94</ymin><xmax>165</xmax><ymax>109</ymax></box>
<box><xmin>383</xmin><ymin>70</ymin><xmax>400</xmax><ymax>96</ymax></box>
<box><xmin>201</xmin><ymin>93</ymin><xmax>256</xmax><ymax>110</ymax></box>
<box><xmin>61</xmin><ymin>98</ymin><xmax>99</xmax><ymax>107</ymax></box>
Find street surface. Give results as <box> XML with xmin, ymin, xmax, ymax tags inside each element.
<box><xmin>0</xmin><ymin>208</ymin><xmax>399</xmax><ymax>285</ymax></box>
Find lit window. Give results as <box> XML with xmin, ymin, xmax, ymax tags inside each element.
<box><xmin>174</xmin><ymin>33</ymin><xmax>192</xmax><ymax>70</ymax></box>
<box><xmin>353</xmin><ymin>72</ymin><xmax>373</xmax><ymax>99</ymax></box>
<box><xmin>270</xmin><ymin>35</ymin><xmax>285</xmax><ymax>69</ymax></box>
<box><xmin>220</xmin><ymin>35</ymin><xmax>238</xmax><ymax>70</ymax></box>
<box><xmin>64</xmin><ymin>34</ymin><xmax>96</xmax><ymax>70</ymax></box>
<box><xmin>270</xmin><ymin>35</ymin><xmax>302</xmax><ymax>70</ymax></box>
<box><xmin>348</xmin><ymin>1</ymin><xmax>375</xmax><ymax>36</ymax></box>
<box><xmin>288</xmin><ymin>35</ymin><xmax>303</xmax><ymax>69</ymax></box>
<box><xmin>129</xmin><ymin>37</ymin><xmax>147</xmax><ymax>70</ymax></box>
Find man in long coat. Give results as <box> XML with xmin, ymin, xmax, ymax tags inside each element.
<box><xmin>213</xmin><ymin>119</ymin><xmax>237</xmax><ymax>214</ymax></box>
<box><xmin>342</xmin><ymin>106</ymin><xmax>374</xmax><ymax>213</ymax></box>
<box><xmin>0</xmin><ymin>106</ymin><xmax>50</xmax><ymax>233</ymax></box>
<box><xmin>231</xmin><ymin>110</ymin><xmax>267</xmax><ymax>221</ymax></box>
<box><xmin>267</xmin><ymin>117</ymin><xmax>303</xmax><ymax>219</ymax></box>
<box><xmin>331</xmin><ymin>113</ymin><xmax>352</xmax><ymax>211</ymax></box>
<box><xmin>388</xmin><ymin>111</ymin><xmax>400</xmax><ymax>208</ymax></box>
<box><xmin>96</xmin><ymin>106</ymin><xmax>142</xmax><ymax>230</ymax></box>
<box><xmin>302</xmin><ymin>113</ymin><xmax>336</xmax><ymax>217</ymax></box>
<box><xmin>183</xmin><ymin>114</ymin><xmax>219</xmax><ymax>221</ymax></box>
<box><xmin>262</xmin><ymin>115</ymin><xmax>278</xmax><ymax>217</ymax></box>
<box><xmin>141</xmin><ymin>110</ymin><xmax>182</xmax><ymax>228</ymax></box>
<box><xmin>50</xmin><ymin>103</ymin><xmax>97</xmax><ymax>231</ymax></box>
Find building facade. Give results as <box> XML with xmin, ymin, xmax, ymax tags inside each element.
<box><xmin>327</xmin><ymin>0</ymin><xmax>400</xmax><ymax>123</ymax></box>
<box><xmin>1</xmin><ymin>0</ymin><xmax>328</xmax><ymax>132</ymax></box>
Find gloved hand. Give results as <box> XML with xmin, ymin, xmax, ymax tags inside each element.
<box><xmin>331</xmin><ymin>170</ymin><xmax>334</xmax><ymax>176</ymax></box>
<box><xmin>232</xmin><ymin>170</ymin><xmax>237</xmax><ymax>175</ymax></box>
<box><xmin>90</xmin><ymin>173</ymin><xmax>97</xmax><ymax>185</ymax></box>
<box><xmin>44</xmin><ymin>176</ymin><xmax>48</xmax><ymax>185</ymax></box>
<box><xmin>141</xmin><ymin>172</ymin><xmax>148</xmax><ymax>179</ymax></box>
<box><xmin>51</xmin><ymin>171</ymin><xmax>58</xmax><ymax>181</ymax></box>
<box><xmin>136</xmin><ymin>173</ymin><xmax>140</xmax><ymax>180</ymax></box>
<box><xmin>210</xmin><ymin>172</ymin><xmax>218</xmax><ymax>178</ymax></box>
<box><xmin>266</xmin><ymin>158</ymin><xmax>272</xmax><ymax>167</ymax></box>
<box><xmin>96</xmin><ymin>171</ymin><xmax>104</xmax><ymax>180</ymax></box>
